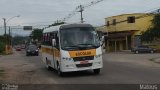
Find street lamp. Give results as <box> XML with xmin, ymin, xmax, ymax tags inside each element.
<box><xmin>2</xmin><ymin>15</ymin><xmax>20</xmax><ymax>54</ymax></box>
<box><xmin>3</xmin><ymin>15</ymin><xmax>20</xmax><ymax>35</ymax></box>
<box><xmin>6</xmin><ymin>15</ymin><xmax>20</xmax><ymax>23</ymax></box>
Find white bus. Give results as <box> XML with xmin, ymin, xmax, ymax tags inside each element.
<box><xmin>41</xmin><ymin>23</ymin><xmax>103</xmax><ymax>76</ymax></box>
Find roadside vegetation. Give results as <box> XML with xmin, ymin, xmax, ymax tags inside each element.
<box><xmin>29</xmin><ymin>28</ymin><xmax>43</xmax><ymax>47</ymax></box>
<box><xmin>0</xmin><ymin>36</ymin><xmax>5</xmax><ymax>54</ymax></box>
<box><xmin>12</xmin><ymin>35</ymin><xmax>29</xmax><ymax>45</ymax></box>
<box><xmin>30</xmin><ymin>28</ymin><xmax>43</xmax><ymax>42</ymax></box>
<box><xmin>141</xmin><ymin>14</ymin><xmax>160</xmax><ymax>52</ymax></box>
<box><xmin>141</xmin><ymin>14</ymin><xmax>160</xmax><ymax>42</ymax></box>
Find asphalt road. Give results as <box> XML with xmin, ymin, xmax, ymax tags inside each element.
<box><xmin>0</xmin><ymin>49</ymin><xmax>160</xmax><ymax>84</ymax></box>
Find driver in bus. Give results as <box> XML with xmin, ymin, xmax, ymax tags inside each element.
<box><xmin>63</xmin><ymin>34</ymin><xmax>74</xmax><ymax>46</ymax></box>
<box><xmin>83</xmin><ymin>33</ymin><xmax>92</xmax><ymax>44</ymax></box>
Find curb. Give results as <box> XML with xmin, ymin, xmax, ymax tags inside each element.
<box><xmin>150</xmin><ymin>57</ymin><xmax>160</xmax><ymax>64</ymax></box>
<box><xmin>154</xmin><ymin>58</ymin><xmax>160</xmax><ymax>63</ymax></box>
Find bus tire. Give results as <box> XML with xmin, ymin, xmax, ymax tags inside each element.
<box><xmin>93</xmin><ymin>69</ymin><xmax>100</xmax><ymax>74</ymax></box>
<box><xmin>26</xmin><ymin>53</ymin><xmax>29</xmax><ymax>56</ymax></box>
<box><xmin>46</xmin><ymin>59</ymin><xmax>52</xmax><ymax>71</ymax></box>
<box><xmin>57</xmin><ymin>64</ymin><xmax>63</xmax><ymax>76</ymax></box>
<box><xmin>36</xmin><ymin>53</ymin><xmax>39</xmax><ymax>56</ymax></box>
<box><xmin>46</xmin><ymin>65</ymin><xmax>52</xmax><ymax>71</ymax></box>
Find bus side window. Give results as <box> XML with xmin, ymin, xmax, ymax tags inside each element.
<box><xmin>50</xmin><ymin>33</ymin><xmax>54</xmax><ymax>46</ymax></box>
<box><xmin>55</xmin><ymin>33</ymin><xmax>59</xmax><ymax>49</ymax></box>
<box><xmin>53</xmin><ymin>32</ymin><xmax>59</xmax><ymax>49</ymax></box>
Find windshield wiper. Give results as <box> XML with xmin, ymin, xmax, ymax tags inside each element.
<box><xmin>63</xmin><ymin>45</ymin><xmax>80</xmax><ymax>49</ymax></box>
<box><xmin>78</xmin><ymin>44</ymin><xmax>92</xmax><ymax>46</ymax></box>
<box><xmin>77</xmin><ymin>44</ymin><xmax>99</xmax><ymax>48</ymax></box>
<box><xmin>64</xmin><ymin>45</ymin><xmax>78</xmax><ymax>48</ymax></box>
<box><xmin>62</xmin><ymin>45</ymin><xmax>80</xmax><ymax>50</ymax></box>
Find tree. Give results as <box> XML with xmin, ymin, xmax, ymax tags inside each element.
<box><xmin>12</xmin><ymin>35</ymin><xmax>28</xmax><ymax>45</ymax></box>
<box><xmin>30</xmin><ymin>28</ymin><xmax>43</xmax><ymax>42</ymax></box>
<box><xmin>141</xmin><ymin>14</ymin><xmax>160</xmax><ymax>42</ymax></box>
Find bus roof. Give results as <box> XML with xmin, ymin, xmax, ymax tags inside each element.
<box><xmin>43</xmin><ymin>23</ymin><xmax>93</xmax><ymax>33</ymax></box>
<box><xmin>43</xmin><ymin>25</ymin><xmax>61</xmax><ymax>33</ymax></box>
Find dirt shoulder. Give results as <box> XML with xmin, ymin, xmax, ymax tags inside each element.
<box><xmin>0</xmin><ymin>50</ymin><xmax>31</xmax><ymax>84</ymax></box>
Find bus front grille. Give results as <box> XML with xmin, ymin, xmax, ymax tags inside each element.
<box><xmin>76</xmin><ymin>63</ymin><xmax>92</xmax><ymax>68</ymax></box>
<box><xmin>73</xmin><ymin>56</ymin><xmax>94</xmax><ymax>61</ymax></box>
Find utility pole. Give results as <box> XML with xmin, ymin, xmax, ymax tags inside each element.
<box><xmin>2</xmin><ymin>16</ymin><xmax>20</xmax><ymax>54</ymax></box>
<box><xmin>9</xmin><ymin>26</ymin><xmax>11</xmax><ymax>45</ymax></box>
<box><xmin>3</xmin><ymin>18</ymin><xmax>7</xmax><ymax>36</ymax></box>
<box><xmin>78</xmin><ymin>5</ymin><xmax>84</xmax><ymax>23</ymax></box>
<box><xmin>3</xmin><ymin>18</ymin><xmax>7</xmax><ymax>46</ymax></box>
<box><xmin>2</xmin><ymin>18</ymin><xmax>7</xmax><ymax>54</ymax></box>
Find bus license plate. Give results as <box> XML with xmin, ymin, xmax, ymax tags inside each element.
<box><xmin>80</xmin><ymin>60</ymin><xmax>89</xmax><ymax>64</ymax></box>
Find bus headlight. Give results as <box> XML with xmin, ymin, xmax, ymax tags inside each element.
<box><xmin>65</xmin><ymin>64</ymin><xmax>74</xmax><ymax>68</ymax></box>
<box><xmin>62</xmin><ymin>57</ymin><xmax>72</xmax><ymax>60</ymax></box>
<box><xmin>95</xmin><ymin>54</ymin><xmax>102</xmax><ymax>58</ymax></box>
<box><xmin>95</xmin><ymin>61</ymin><xmax>101</xmax><ymax>64</ymax></box>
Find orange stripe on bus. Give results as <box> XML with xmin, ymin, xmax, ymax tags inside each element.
<box><xmin>41</xmin><ymin>47</ymin><xmax>60</xmax><ymax>57</ymax></box>
<box><xmin>69</xmin><ymin>49</ymin><xmax>96</xmax><ymax>58</ymax></box>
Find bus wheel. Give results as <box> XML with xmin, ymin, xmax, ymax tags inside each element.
<box><xmin>46</xmin><ymin>59</ymin><xmax>52</xmax><ymax>71</ymax></box>
<box><xmin>46</xmin><ymin>65</ymin><xmax>52</xmax><ymax>71</ymax></box>
<box><xmin>26</xmin><ymin>53</ymin><xmax>29</xmax><ymax>56</ymax></box>
<box><xmin>57</xmin><ymin>64</ymin><xmax>63</xmax><ymax>76</ymax></box>
<box><xmin>93</xmin><ymin>69</ymin><xmax>100</xmax><ymax>74</ymax></box>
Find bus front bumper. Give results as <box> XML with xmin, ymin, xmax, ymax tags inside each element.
<box><xmin>60</xmin><ymin>61</ymin><xmax>103</xmax><ymax>72</ymax></box>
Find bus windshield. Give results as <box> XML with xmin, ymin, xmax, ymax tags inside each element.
<box><xmin>60</xmin><ymin>27</ymin><xmax>100</xmax><ymax>50</ymax></box>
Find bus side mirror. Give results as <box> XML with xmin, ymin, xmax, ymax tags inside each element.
<box><xmin>52</xmin><ymin>39</ymin><xmax>56</xmax><ymax>46</ymax></box>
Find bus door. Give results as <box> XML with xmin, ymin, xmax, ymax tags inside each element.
<box><xmin>52</xmin><ymin>31</ymin><xmax>59</xmax><ymax>69</ymax></box>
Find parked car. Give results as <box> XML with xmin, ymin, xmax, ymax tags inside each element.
<box><xmin>131</xmin><ymin>45</ymin><xmax>156</xmax><ymax>54</ymax></box>
<box><xmin>26</xmin><ymin>45</ymin><xmax>39</xmax><ymax>56</ymax></box>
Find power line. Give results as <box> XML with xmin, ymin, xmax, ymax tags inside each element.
<box><xmin>5</xmin><ymin>0</ymin><xmax>105</xmax><ymax>29</ymax></box>
<box><xmin>19</xmin><ymin>21</ymin><xmax>56</xmax><ymax>25</ymax></box>
<box><xmin>83</xmin><ymin>0</ymin><xmax>104</xmax><ymax>8</ymax></box>
<box><xmin>144</xmin><ymin>6</ymin><xmax>160</xmax><ymax>13</ymax></box>
<box><xmin>43</xmin><ymin>0</ymin><xmax>105</xmax><ymax>29</ymax></box>
<box><xmin>63</xmin><ymin>0</ymin><xmax>105</xmax><ymax>23</ymax></box>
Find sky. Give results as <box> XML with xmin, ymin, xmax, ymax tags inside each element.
<box><xmin>0</xmin><ymin>0</ymin><xmax>160</xmax><ymax>36</ymax></box>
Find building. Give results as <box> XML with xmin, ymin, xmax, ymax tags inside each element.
<box><xmin>99</xmin><ymin>13</ymin><xmax>155</xmax><ymax>52</ymax></box>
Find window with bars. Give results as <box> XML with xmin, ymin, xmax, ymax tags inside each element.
<box><xmin>112</xmin><ymin>19</ymin><xmax>116</xmax><ymax>25</ymax></box>
<box><xmin>127</xmin><ymin>16</ymin><xmax>135</xmax><ymax>23</ymax></box>
<box><xmin>106</xmin><ymin>21</ymin><xmax>110</xmax><ymax>26</ymax></box>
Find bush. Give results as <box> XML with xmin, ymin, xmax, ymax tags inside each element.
<box><xmin>0</xmin><ymin>42</ymin><xmax>5</xmax><ymax>53</ymax></box>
